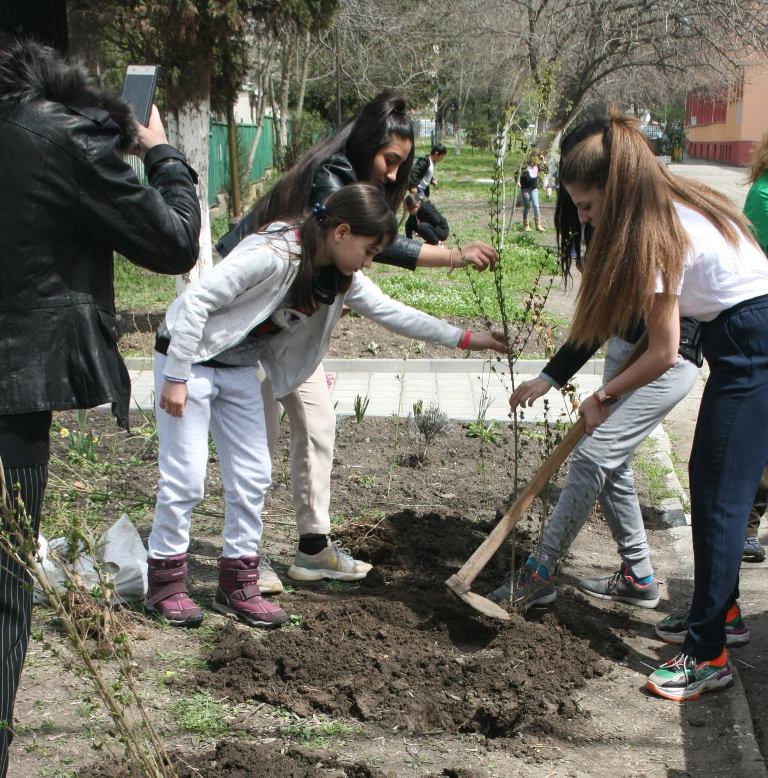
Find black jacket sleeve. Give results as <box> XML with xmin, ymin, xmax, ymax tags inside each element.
<box><xmin>409</xmin><ymin>156</ymin><xmax>430</xmax><ymax>189</ymax></box>
<box><xmin>542</xmin><ymin>339</ymin><xmax>602</xmax><ymax>387</ymax></box>
<box><xmin>79</xmin><ymin>141</ymin><xmax>200</xmax><ymax>274</ymax></box>
<box><xmin>541</xmin><ymin>316</ymin><xmax>703</xmax><ymax>387</ymax></box>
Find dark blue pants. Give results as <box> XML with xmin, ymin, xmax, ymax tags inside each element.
<box><xmin>683</xmin><ymin>294</ymin><xmax>768</xmax><ymax>660</ymax></box>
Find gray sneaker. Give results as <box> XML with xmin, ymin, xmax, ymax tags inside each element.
<box><xmin>743</xmin><ymin>536</ymin><xmax>765</xmax><ymax>563</ymax></box>
<box><xmin>257</xmin><ymin>553</ymin><xmax>284</xmax><ymax>594</ymax></box>
<box><xmin>579</xmin><ymin>564</ymin><xmax>659</xmax><ymax>608</ymax></box>
<box><xmin>488</xmin><ymin>566</ymin><xmax>556</xmax><ymax>611</ymax></box>
<box><xmin>287</xmin><ymin>539</ymin><xmax>372</xmax><ymax>581</ymax></box>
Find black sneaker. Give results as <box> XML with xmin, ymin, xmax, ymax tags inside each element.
<box><xmin>743</xmin><ymin>536</ymin><xmax>765</xmax><ymax>563</ymax></box>
<box><xmin>578</xmin><ymin>563</ymin><xmax>660</xmax><ymax>608</ymax></box>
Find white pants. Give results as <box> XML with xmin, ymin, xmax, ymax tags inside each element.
<box><xmin>260</xmin><ymin>362</ymin><xmax>336</xmax><ymax>536</ymax></box>
<box><xmin>149</xmin><ymin>355</ymin><xmax>271</xmax><ymax>559</ymax></box>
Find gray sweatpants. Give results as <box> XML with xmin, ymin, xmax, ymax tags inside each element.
<box><xmin>535</xmin><ymin>337</ymin><xmax>699</xmax><ymax>579</ymax></box>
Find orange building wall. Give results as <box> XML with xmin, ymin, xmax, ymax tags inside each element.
<box><xmin>685</xmin><ymin>62</ymin><xmax>768</xmax><ymax>166</ymax></box>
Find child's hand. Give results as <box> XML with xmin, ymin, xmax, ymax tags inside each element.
<box><xmin>466</xmin><ymin>330</ymin><xmax>507</xmax><ymax>355</ymax></box>
<box><xmin>509</xmin><ymin>376</ymin><xmax>551</xmax><ymax>411</ymax></box>
<box><xmin>160</xmin><ymin>379</ymin><xmax>188</xmax><ymax>417</ymax></box>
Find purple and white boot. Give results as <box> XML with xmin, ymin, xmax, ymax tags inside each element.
<box><xmin>145</xmin><ymin>554</ymin><xmax>204</xmax><ymax>627</ymax></box>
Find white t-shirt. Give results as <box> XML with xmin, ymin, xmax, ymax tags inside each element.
<box><xmin>655</xmin><ymin>202</ymin><xmax>768</xmax><ymax>321</ymax></box>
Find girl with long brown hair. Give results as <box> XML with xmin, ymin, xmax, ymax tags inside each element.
<box><xmin>555</xmin><ymin>110</ymin><xmax>768</xmax><ymax>702</ymax></box>
<box><xmin>216</xmin><ymin>94</ymin><xmax>496</xmax><ymax>592</ymax></box>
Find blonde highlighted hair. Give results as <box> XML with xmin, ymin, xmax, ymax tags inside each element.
<box><xmin>561</xmin><ymin>108</ymin><xmax>753</xmax><ymax>347</ymax></box>
<box><xmin>748</xmin><ymin>129</ymin><xmax>768</xmax><ymax>183</ymax></box>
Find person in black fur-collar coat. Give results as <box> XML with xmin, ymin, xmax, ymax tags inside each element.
<box><xmin>0</xmin><ymin>9</ymin><xmax>201</xmax><ymax>774</ymax></box>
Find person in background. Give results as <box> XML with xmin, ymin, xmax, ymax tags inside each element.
<box><xmin>409</xmin><ymin>142</ymin><xmax>447</xmax><ymax>198</ymax></box>
<box><xmin>519</xmin><ymin>152</ymin><xmax>546</xmax><ymax>232</ymax></box>
<box><xmin>0</xmin><ymin>3</ymin><xmax>201</xmax><ymax>773</ymax></box>
<box><xmin>216</xmin><ymin>96</ymin><xmax>495</xmax><ymax>593</ymax></box>
<box><xmin>742</xmin><ymin>128</ymin><xmax>768</xmax><ymax>563</ymax></box>
<box><xmin>404</xmin><ymin>193</ymin><xmax>449</xmax><ymax>245</ymax></box>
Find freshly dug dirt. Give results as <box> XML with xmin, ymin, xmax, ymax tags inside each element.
<box><xmin>194</xmin><ymin>510</ymin><xmax>604</xmax><ymax>742</ymax></box>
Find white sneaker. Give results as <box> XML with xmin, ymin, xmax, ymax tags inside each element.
<box><xmin>258</xmin><ymin>553</ymin><xmax>284</xmax><ymax>594</ymax></box>
<box><xmin>287</xmin><ymin>540</ymin><xmax>372</xmax><ymax>581</ymax></box>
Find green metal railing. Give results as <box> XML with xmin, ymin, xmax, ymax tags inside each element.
<box><xmin>126</xmin><ymin>116</ymin><xmax>275</xmax><ymax>206</ymax></box>
<box><xmin>209</xmin><ymin>118</ymin><xmax>274</xmax><ymax>206</ymax></box>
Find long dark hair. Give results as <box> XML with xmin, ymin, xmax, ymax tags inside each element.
<box><xmin>554</xmin><ymin>118</ymin><xmax>609</xmax><ymax>279</ymax></box>
<box><xmin>291</xmin><ymin>183</ymin><xmax>398</xmax><ymax>310</ymax></box>
<box><xmin>247</xmin><ymin>93</ymin><xmax>414</xmax><ymax>232</ymax></box>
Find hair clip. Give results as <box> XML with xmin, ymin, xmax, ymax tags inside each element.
<box><xmin>311</xmin><ymin>202</ymin><xmax>327</xmax><ymax>223</ymax></box>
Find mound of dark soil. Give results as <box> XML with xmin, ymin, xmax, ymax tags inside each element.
<box><xmin>193</xmin><ymin>512</ymin><xmax>605</xmax><ymax>742</ymax></box>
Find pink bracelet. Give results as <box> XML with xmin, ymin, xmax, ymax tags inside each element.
<box><xmin>459</xmin><ymin>329</ymin><xmax>471</xmax><ymax>350</ymax></box>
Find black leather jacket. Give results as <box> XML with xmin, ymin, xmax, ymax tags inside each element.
<box><xmin>216</xmin><ymin>153</ymin><xmax>422</xmax><ymax>268</ymax></box>
<box><xmin>0</xmin><ymin>37</ymin><xmax>201</xmax><ymax>427</ymax></box>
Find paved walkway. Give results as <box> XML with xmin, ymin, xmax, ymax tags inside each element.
<box><xmin>124</xmin><ymin>357</ymin><xmax>604</xmax><ymax>424</ymax></box>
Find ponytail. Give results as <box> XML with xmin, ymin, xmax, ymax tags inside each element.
<box><xmin>291</xmin><ymin>183</ymin><xmax>397</xmax><ymax>310</ymax></box>
<box><xmin>562</xmin><ymin>108</ymin><xmax>754</xmax><ymax>347</ymax></box>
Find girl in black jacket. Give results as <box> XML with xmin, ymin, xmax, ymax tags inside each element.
<box><xmin>215</xmin><ymin>94</ymin><xmax>496</xmax><ymax>592</ymax></box>
<box><xmin>0</xmin><ymin>7</ymin><xmax>201</xmax><ymax>774</ymax></box>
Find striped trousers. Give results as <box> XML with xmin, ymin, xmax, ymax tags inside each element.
<box><xmin>1</xmin><ymin>412</ymin><xmax>50</xmax><ymax>778</ymax></box>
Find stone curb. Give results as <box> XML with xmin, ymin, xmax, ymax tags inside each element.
<box><xmin>647</xmin><ymin>424</ymin><xmax>690</xmax><ymax>528</ymax></box>
<box><xmin>123</xmin><ymin>355</ymin><xmax>607</xmax><ymax>375</ymax></box>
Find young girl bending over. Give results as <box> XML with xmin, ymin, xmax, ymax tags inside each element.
<box><xmin>146</xmin><ymin>184</ymin><xmax>505</xmax><ymax>628</ymax></box>
<box><xmin>555</xmin><ymin>110</ymin><xmax>768</xmax><ymax>702</ymax></box>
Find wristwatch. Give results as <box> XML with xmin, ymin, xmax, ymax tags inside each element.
<box><xmin>593</xmin><ymin>385</ymin><xmax>618</xmax><ymax>405</ymax></box>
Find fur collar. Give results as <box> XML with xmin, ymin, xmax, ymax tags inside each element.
<box><xmin>0</xmin><ymin>34</ymin><xmax>137</xmax><ymax>150</ymax></box>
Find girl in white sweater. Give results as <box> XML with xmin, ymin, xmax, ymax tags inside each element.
<box><xmin>145</xmin><ymin>183</ymin><xmax>505</xmax><ymax>629</ymax></box>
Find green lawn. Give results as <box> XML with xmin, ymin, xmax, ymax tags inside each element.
<box><xmin>115</xmin><ymin>140</ymin><xmax>559</xmax><ymax>333</ymax></box>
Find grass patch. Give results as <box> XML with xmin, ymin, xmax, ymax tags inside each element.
<box><xmin>634</xmin><ymin>439</ymin><xmax>680</xmax><ymax>505</ymax></box>
<box><xmin>114</xmin><ymin>256</ymin><xmax>176</xmax><ymax>313</ymax></box>
<box><xmin>279</xmin><ymin>716</ymin><xmax>363</xmax><ymax>748</ymax></box>
<box><xmin>172</xmin><ymin>691</ymin><xmax>229</xmax><ymax>737</ymax></box>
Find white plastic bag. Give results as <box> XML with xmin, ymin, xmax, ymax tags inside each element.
<box><xmin>34</xmin><ymin>514</ymin><xmax>147</xmax><ymax>604</ymax></box>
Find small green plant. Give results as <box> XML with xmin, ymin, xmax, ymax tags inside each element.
<box><xmin>280</xmin><ymin>716</ymin><xmax>362</xmax><ymax>748</ymax></box>
<box><xmin>353</xmin><ymin>393</ymin><xmax>370</xmax><ymax>423</ymax></box>
<box><xmin>412</xmin><ymin>402</ymin><xmax>451</xmax><ymax>464</ymax></box>
<box><xmin>466</xmin><ymin>420</ymin><xmax>502</xmax><ymax>446</ymax></box>
<box><xmin>366</xmin><ymin>340</ymin><xmax>379</xmax><ymax>355</ymax></box>
<box><xmin>60</xmin><ymin>409</ymin><xmax>99</xmax><ymax>463</ymax></box>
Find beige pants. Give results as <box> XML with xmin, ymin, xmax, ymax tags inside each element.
<box><xmin>260</xmin><ymin>363</ymin><xmax>336</xmax><ymax>536</ymax></box>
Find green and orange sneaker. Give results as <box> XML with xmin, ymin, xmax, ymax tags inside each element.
<box><xmin>645</xmin><ymin>649</ymin><xmax>732</xmax><ymax>702</ymax></box>
<box><xmin>655</xmin><ymin>602</ymin><xmax>750</xmax><ymax>646</ymax></box>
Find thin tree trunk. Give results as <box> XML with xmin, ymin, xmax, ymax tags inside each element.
<box><xmin>167</xmin><ymin>97</ymin><xmax>213</xmax><ymax>288</ymax></box>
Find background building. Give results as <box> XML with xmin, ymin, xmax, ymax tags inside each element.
<box><xmin>685</xmin><ymin>60</ymin><xmax>768</xmax><ymax>166</ymax></box>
